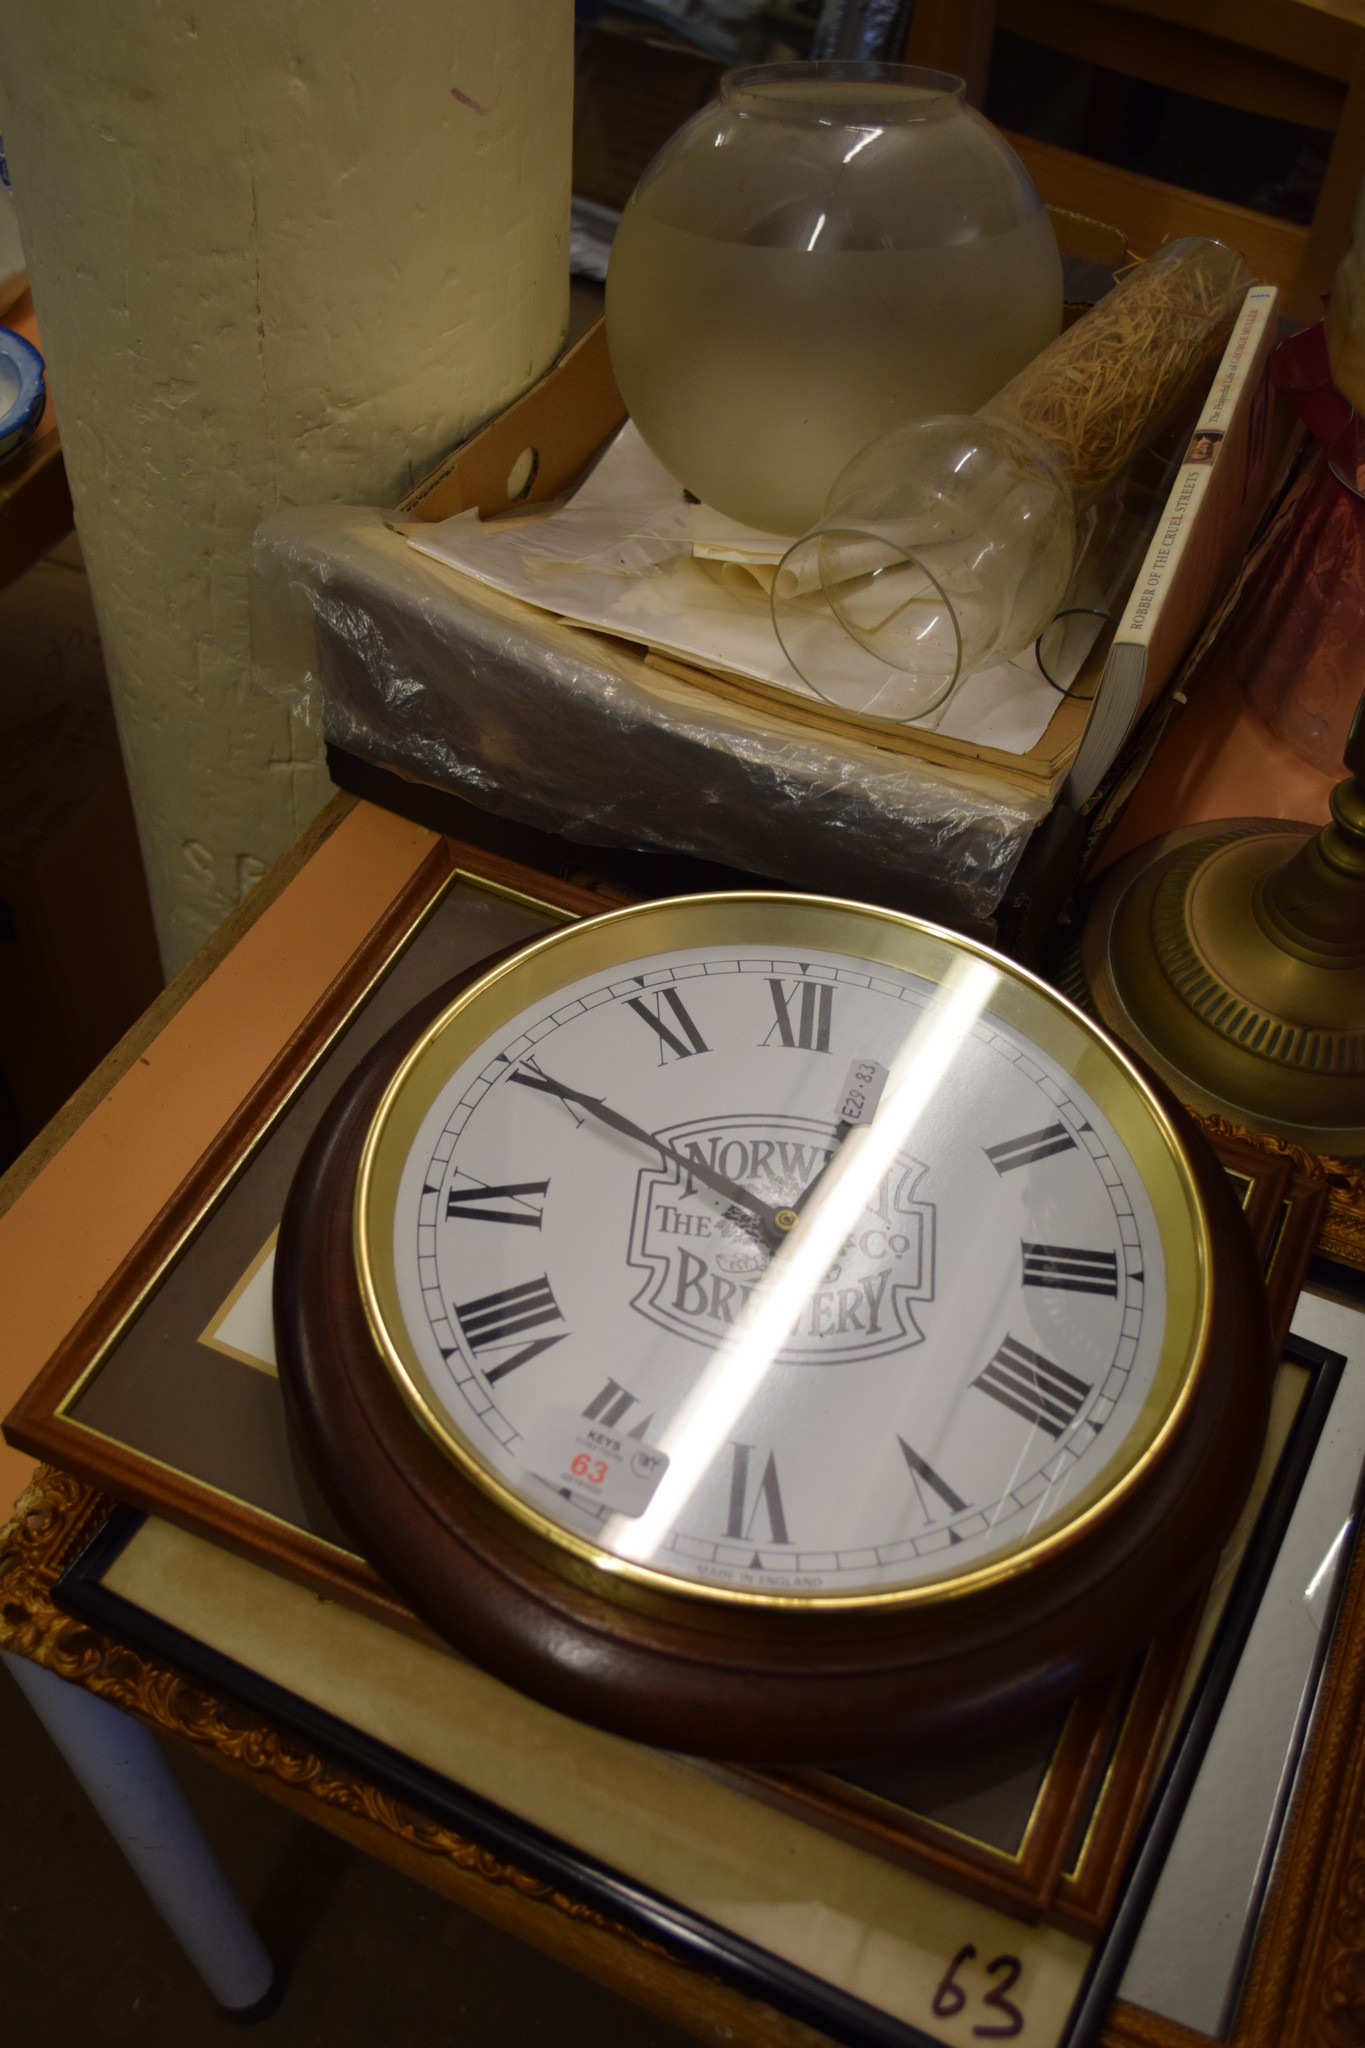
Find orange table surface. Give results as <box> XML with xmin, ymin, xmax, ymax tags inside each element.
<box><xmin>0</xmin><ymin>799</ymin><xmax>439</xmax><ymax>1517</ymax></box>
<box><xmin>1097</xmin><ymin>648</ymin><xmax>1339</xmax><ymax>869</ymax></box>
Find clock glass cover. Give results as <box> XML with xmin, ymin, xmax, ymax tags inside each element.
<box><xmin>356</xmin><ymin>897</ymin><xmax>1205</xmax><ymax>1609</ymax></box>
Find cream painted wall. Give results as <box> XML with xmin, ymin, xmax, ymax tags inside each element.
<box><xmin>0</xmin><ymin>3</ymin><xmax>571</xmax><ymax>971</ymax></box>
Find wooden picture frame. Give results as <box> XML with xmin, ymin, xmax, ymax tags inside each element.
<box><xmin>3</xmin><ymin>835</ymin><xmax>616</xmax><ymax>1627</ymax></box>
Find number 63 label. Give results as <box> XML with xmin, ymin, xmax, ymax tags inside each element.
<box><xmin>930</xmin><ymin>1944</ymin><xmax>1027</xmax><ymax>2040</ymax></box>
<box><xmin>520</xmin><ymin>1406</ymin><xmax>669</xmax><ymax>1518</ymax></box>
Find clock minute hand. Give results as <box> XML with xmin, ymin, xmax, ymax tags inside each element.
<box><xmin>509</xmin><ymin>1066</ymin><xmax>790</xmax><ymax>1245</ymax></box>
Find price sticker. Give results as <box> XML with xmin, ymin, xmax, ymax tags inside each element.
<box><xmin>520</xmin><ymin>1407</ymin><xmax>669</xmax><ymax>1518</ymax></box>
<box><xmin>838</xmin><ymin>1056</ymin><xmax>888</xmax><ymax>1126</ymax></box>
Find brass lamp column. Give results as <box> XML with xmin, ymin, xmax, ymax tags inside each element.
<box><xmin>1076</xmin><ymin>697</ymin><xmax>1365</xmax><ymax>1155</ymax></box>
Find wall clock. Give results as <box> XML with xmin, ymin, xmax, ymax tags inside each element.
<box><xmin>275</xmin><ymin>892</ymin><xmax>1272</xmax><ymax>1763</ymax></box>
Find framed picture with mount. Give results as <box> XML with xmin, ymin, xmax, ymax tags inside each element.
<box><xmin>2</xmin><ymin>803</ymin><xmax>1363</xmax><ymax>2047</ymax></box>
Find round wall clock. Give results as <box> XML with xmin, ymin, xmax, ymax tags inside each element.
<box><xmin>275</xmin><ymin>892</ymin><xmax>1272</xmax><ymax>1763</ymax></box>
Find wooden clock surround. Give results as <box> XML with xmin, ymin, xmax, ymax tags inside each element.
<box><xmin>274</xmin><ymin>947</ymin><xmax>1275</xmax><ymax>1766</ymax></box>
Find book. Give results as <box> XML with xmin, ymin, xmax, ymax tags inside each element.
<box><xmin>642</xmin><ymin>647</ymin><xmax>1095</xmax><ymax>798</ymax></box>
<box><xmin>1061</xmin><ymin>285</ymin><xmax>1279</xmax><ymax>807</ymax></box>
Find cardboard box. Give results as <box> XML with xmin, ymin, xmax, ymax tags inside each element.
<box><xmin>384</xmin><ymin>213</ymin><xmax>1265</xmax><ymax>953</ymax></box>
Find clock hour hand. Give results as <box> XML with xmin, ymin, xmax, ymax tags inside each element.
<box><xmin>509</xmin><ymin>1066</ymin><xmax>791</xmax><ymax>1247</ymax></box>
<box><xmin>788</xmin><ymin>1059</ymin><xmax>887</xmax><ymax>1217</ymax></box>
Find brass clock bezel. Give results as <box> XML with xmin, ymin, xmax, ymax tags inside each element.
<box><xmin>354</xmin><ymin>892</ymin><xmax>1209</xmax><ymax>1614</ymax></box>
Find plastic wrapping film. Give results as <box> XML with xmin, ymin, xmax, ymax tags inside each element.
<box><xmin>251</xmin><ymin>504</ymin><xmax>1049</xmax><ymax>927</ymax></box>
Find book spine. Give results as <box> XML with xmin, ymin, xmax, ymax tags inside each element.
<box><xmin>1114</xmin><ymin>286</ymin><xmax>1278</xmax><ymax>650</ymax></box>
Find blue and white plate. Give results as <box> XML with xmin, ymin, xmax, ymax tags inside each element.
<box><xmin>0</xmin><ymin>326</ymin><xmax>45</xmax><ymax>462</ymax></box>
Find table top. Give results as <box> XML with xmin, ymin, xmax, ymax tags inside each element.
<box><xmin>0</xmin><ymin>794</ymin><xmax>429</xmax><ymax>1514</ymax></box>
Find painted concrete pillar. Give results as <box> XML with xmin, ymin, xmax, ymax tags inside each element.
<box><xmin>0</xmin><ymin>4</ymin><xmax>572</xmax><ymax>971</ymax></box>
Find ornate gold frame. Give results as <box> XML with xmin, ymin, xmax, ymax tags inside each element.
<box><xmin>1194</xmin><ymin>1110</ymin><xmax>1365</xmax><ymax>1272</ymax></box>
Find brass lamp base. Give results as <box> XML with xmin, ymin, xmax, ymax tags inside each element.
<box><xmin>1075</xmin><ymin>819</ymin><xmax>1365</xmax><ymax>1156</ymax></box>
<box><xmin>1074</xmin><ymin>693</ymin><xmax>1365</xmax><ymax>1155</ymax></box>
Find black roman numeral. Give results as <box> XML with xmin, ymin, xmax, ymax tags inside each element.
<box><xmin>444</xmin><ymin>1177</ymin><xmax>548</xmax><ymax>1228</ymax></box>
<box><xmin>624</xmin><ymin>988</ymin><xmax>709</xmax><ymax>1062</ymax></box>
<box><xmin>973</xmin><ymin>1336</ymin><xmax>1089</xmax><ymax>1440</ymax></box>
<box><xmin>1021</xmin><ymin>1243</ymin><xmax>1119</xmax><ymax>1296</ymax></box>
<box><xmin>984</xmin><ymin>1123</ymin><xmax>1077</xmax><ymax>1175</ymax></box>
<box><xmin>511</xmin><ymin>1053</ymin><xmax>585</xmax><ymax>1125</ymax></box>
<box><xmin>764</xmin><ymin>978</ymin><xmax>833</xmax><ymax>1053</ymax></box>
<box><xmin>581</xmin><ymin>1377</ymin><xmax>655</xmax><ymax>1439</ymax></box>
<box><xmin>897</xmin><ymin>1438</ymin><xmax>967</xmax><ymax>1534</ymax></box>
<box><xmin>725</xmin><ymin>1442</ymin><xmax>790</xmax><ymax>1545</ymax></box>
<box><xmin>454</xmin><ymin>1276</ymin><xmax>566</xmax><ymax>1384</ymax></box>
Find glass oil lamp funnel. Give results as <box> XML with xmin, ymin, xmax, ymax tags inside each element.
<box><xmin>770</xmin><ymin>413</ymin><xmax>1076</xmax><ymax>720</ymax></box>
<box><xmin>772</xmin><ymin>238</ymin><xmax>1254</xmax><ymax>722</ymax></box>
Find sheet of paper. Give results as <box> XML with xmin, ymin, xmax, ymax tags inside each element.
<box><xmin>406</xmin><ymin>425</ymin><xmax>1067</xmax><ymax>756</ymax></box>
<box><xmin>199</xmin><ymin>1232</ymin><xmax>278</xmax><ymax>1377</ymax></box>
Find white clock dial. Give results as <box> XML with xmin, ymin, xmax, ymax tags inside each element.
<box><xmin>359</xmin><ymin>903</ymin><xmax>1203</xmax><ymax>1608</ymax></box>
